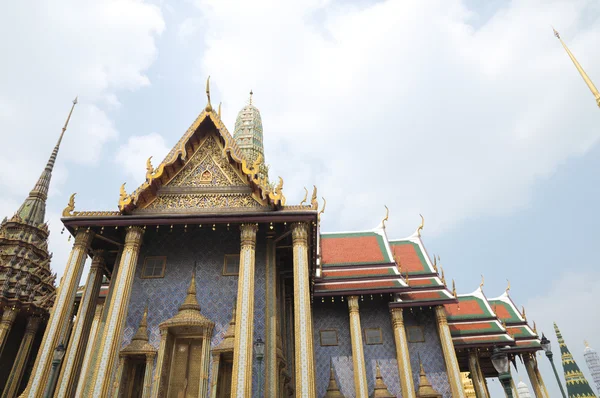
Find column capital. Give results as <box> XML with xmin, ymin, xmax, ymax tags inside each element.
<box><xmin>240</xmin><ymin>223</ymin><xmax>258</xmax><ymax>247</ymax></box>
<box><xmin>90</xmin><ymin>250</ymin><xmax>106</xmax><ymax>269</ymax></box>
<box><xmin>347</xmin><ymin>295</ymin><xmax>360</xmax><ymax>312</ymax></box>
<box><xmin>74</xmin><ymin>228</ymin><xmax>95</xmax><ymax>248</ymax></box>
<box><xmin>1</xmin><ymin>306</ymin><xmax>19</xmax><ymax>322</ymax></box>
<box><xmin>24</xmin><ymin>316</ymin><xmax>42</xmax><ymax>334</ymax></box>
<box><xmin>434</xmin><ymin>305</ymin><xmax>448</xmax><ymax>324</ymax></box>
<box><xmin>390</xmin><ymin>307</ymin><xmax>404</xmax><ymax>327</ymax></box>
<box><xmin>291</xmin><ymin>222</ymin><xmax>309</xmax><ymax>245</ymax></box>
<box><xmin>124</xmin><ymin>226</ymin><xmax>144</xmax><ymax>247</ymax></box>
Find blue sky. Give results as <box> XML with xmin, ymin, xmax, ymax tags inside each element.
<box><xmin>1</xmin><ymin>0</ymin><xmax>599</xmax><ymax>396</ymax></box>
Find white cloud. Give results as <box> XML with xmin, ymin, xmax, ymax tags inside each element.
<box><xmin>178</xmin><ymin>18</ymin><xmax>201</xmax><ymax>42</ymax></box>
<box><xmin>186</xmin><ymin>0</ymin><xmax>600</xmax><ymax>237</ymax></box>
<box><xmin>115</xmin><ymin>133</ymin><xmax>171</xmax><ymax>185</ymax></box>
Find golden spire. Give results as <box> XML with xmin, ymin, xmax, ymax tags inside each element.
<box><xmin>132</xmin><ymin>306</ymin><xmax>149</xmax><ymax>342</ymax></box>
<box><xmin>249</xmin><ymin>89</ymin><xmax>253</xmax><ymax>105</ymax></box>
<box><xmin>371</xmin><ymin>362</ymin><xmax>394</xmax><ymax>397</ymax></box>
<box><xmin>324</xmin><ymin>359</ymin><xmax>345</xmax><ymax>398</ymax></box>
<box><xmin>585</xmin><ymin>340</ymin><xmax>590</xmax><ymax>348</ymax></box>
<box><xmin>205</xmin><ymin>76</ymin><xmax>213</xmax><ymax>112</ymax></box>
<box><xmin>416</xmin><ymin>355</ymin><xmax>442</xmax><ymax>397</ymax></box>
<box><xmin>553</xmin><ymin>27</ymin><xmax>600</xmax><ymax>108</ymax></box>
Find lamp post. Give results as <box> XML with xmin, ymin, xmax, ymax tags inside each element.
<box><xmin>43</xmin><ymin>343</ymin><xmax>66</xmax><ymax>398</ymax></box>
<box><xmin>540</xmin><ymin>333</ymin><xmax>567</xmax><ymax>398</ymax></box>
<box><xmin>254</xmin><ymin>337</ymin><xmax>265</xmax><ymax>398</ymax></box>
<box><xmin>491</xmin><ymin>346</ymin><xmax>513</xmax><ymax>398</ymax></box>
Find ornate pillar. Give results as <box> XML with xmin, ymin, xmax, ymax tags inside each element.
<box><xmin>291</xmin><ymin>222</ymin><xmax>316</xmax><ymax>398</ymax></box>
<box><xmin>0</xmin><ymin>306</ymin><xmax>18</xmax><ymax>358</ymax></box>
<box><xmin>112</xmin><ymin>357</ymin><xmax>126</xmax><ymax>397</ymax></box>
<box><xmin>389</xmin><ymin>308</ymin><xmax>415</xmax><ymax>398</ymax></box>
<box><xmin>74</xmin><ymin>302</ymin><xmax>103</xmax><ymax>397</ymax></box>
<box><xmin>348</xmin><ymin>296</ymin><xmax>368</xmax><ymax>398</ymax></box>
<box><xmin>23</xmin><ymin>228</ymin><xmax>94</xmax><ymax>397</ymax></box>
<box><xmin>90</xmin><ymin>226</ymin><xmax>144</xmax><ymax>397</ymax></box>
<box><xmin>533</xmin><ymin>358</ymin><xmax>550</xmax><ymax>398</ymax></box>
<box><xmin>231</xmin><ymin>223</ymin><xmax>258</xmax><ymax>398</ymax></box>
<box><xmin>524</xmin><ymin>353</ymin><xmax>546</xmax><ymax>398</ymax></box>
<box><xmin>209</xmin><ymin>353</ymin><xmax>221</xmax><ymax>398</ymax></box>
<box><xmin>142</xmin><ymin>354</ymin><xmax>155</xmax><ymax>397</ymax></box>
<box><xmin>468</xmin><ymin>350</ymin><xmax>488</xmax><ymax>398</ymax></box>
<box><xmin>434</xmin><ymin>306</ymin><xmax>466</xmax><ymax>398</ymax></box>
<box><xmin>2</xmin><ymin>316</ymin><xmax>42</xmax><ymax>398</ymax></box>
<box><xmin>150</xmin><ymin>329</ymin><xmax>169</xmax><ymax>398</ymax></box>
<box><xmin>55</xmin><ymin>250</ymin><xmax>105</xmax><ymax>397</ymax></box>
<box><xmin>285</xmin><ymin>291</ymin><xmax>295</xmax><ymax>386</ymax></box>
<box><xmin>265</xmin><ymin>234</ymin><xmax>279</xmax><ymax>397</ymax></box>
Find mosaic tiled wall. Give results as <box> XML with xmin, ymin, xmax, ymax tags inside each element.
<box><xmin>405</xmin><ymin>308</ymin><xmax>452</xmax><ymax>398</ymax></box>
<box><xmin>313</xmin><ymin>299</ymin><xmax>452</xmax><ymax>398</ymax></box>
<box><xmin>313</xmin><ymin>300</ymin><xmax>354</xmax><ymax>397</ymax></box>
<box><xmin>360</xmin><ymin>298</ymin><xmax>401</xmax><ymax>396</ymax></box>
<box><xmin>119</xmin><ymin>227</ymin><xmax>266</xmax><ymax>395</ymax></box>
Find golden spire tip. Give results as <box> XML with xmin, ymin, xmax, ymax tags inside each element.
<box><xmin>552</xmin><ymin>26</ymin><xmax>560</xmax><ymax>39</ymax></box>
<box><xmin>249</xmin><ymin>89</ymin><xmax>253</xmax><ymax>105</ymax></box>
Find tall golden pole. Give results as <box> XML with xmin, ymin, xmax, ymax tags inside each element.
<box><xmin>553</xmin><ymin>28</ymin><xmax>600</xmax><ymax>108</ymax></box>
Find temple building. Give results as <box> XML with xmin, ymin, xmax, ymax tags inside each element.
<box><xmin>554</xmin><ymin>323</ymin><xmax>597</xmax><ymax>398</ymax></box>
<box><xmin>584</xmin><ymin>341</ymin><xmax>600</xmax><ymax>394</ymax></box>
<box><xmin>7</xmin><ymin>82</ymin><xmax>553</xmax><ymax>398</ymax></box>
<box><xmin>0</xmin><ymin>99</ymin><xmax>77</xmax><ymax>397</ymax></box>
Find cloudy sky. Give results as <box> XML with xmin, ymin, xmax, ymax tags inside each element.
<box><xmin>1</xmin><ymin>0</ymin><xmax>599</xmax><ymax>395</ymax></box>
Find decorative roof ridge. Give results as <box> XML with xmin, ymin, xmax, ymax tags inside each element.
<box><xmin>488</xmin><ymin>291</ymin><xmax>526</xmax><ymax>323</ymax></box>
<box><xmin>118</xmin><ymin>107</ymin><xmax>285</xmax><ymax>212</ymax></box>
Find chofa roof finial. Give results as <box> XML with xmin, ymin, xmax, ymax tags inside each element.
<box><xmin>382</xmin><ymin>205</ymin><xmax>389</xmax><ymax>228</ymax></box>
<box><xmin>205</xmin><ymin>76</ymin><xmax>212</xmax><ymax>112</ymax></box>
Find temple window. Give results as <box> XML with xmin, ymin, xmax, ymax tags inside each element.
<box><xmin>319</xmin><ymin>329</ymin><xmax>338</xmax><ymax>346</ymax></box>
<box><xmin>222</xmin><ymin>254</ymin><xmax>240</xmax><ymax>276</ymax></box>
<box><xmin>364</xmin><ymin>328</ymin><xmax>383</xmax><ymax>345</ymax></box>
<box><xmin>141</xmin><ymin>256</ymin><xmax>167</xmax><ymax>278</ymax></box>
<box><xmin>406</xmin><ymin>326</ymin><xmax>425</xmax><ymax>343</ymax></box>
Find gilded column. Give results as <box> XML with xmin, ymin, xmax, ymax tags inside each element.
<box><xmin>348</xmin><ymin>296</ymin><xmax>368</xmax><ymax>398</ymax></box>
<box><xmin>209</xmin><ymin>353</ymin><xmax>221</xmax><ymax>398</ymax></box>
<box><xmin>292</xmin><ymin>222</ymin><xmax>316</xmax><ymax>398</ymax></box>
<box><xmin>2</xmin><ymin>317</ymin><xmax>42</xmax><ymax>398</ymax></box>
<box><xmin>524</xmin><ymin>353</ymin><xmax>546</xmax><ymax>398</ymax></box>
<box><xmin>468</xmin><ymin>350</ymin><xmax>488</xmax><ymax>398</ymax></box>
<box><xmin>23</xmin><ymin>229</ymin><xmax>94</xmax><ymax>398</ymax></box>
<box><xmin>74</xmin><ymin>302</ymin><xmax>104</xmax><ymax>397</ymax></box>
<box><xmin>150</xmin><ymin>329</ymin><xmax>169</xmax><ymax>398</ymax></box>
<box><xmin>533</xmin><ymin>360</ymin><xmax>550</xmax><ymax>398</ymax></box>
<box><xmin>55</xmin><ymin>250</ymin><xmax>105</xmax><ymax>397</ymax></box>
<box><xmin>389</xmin><ymin>308</ymin><xmax>415</xmax><ymax>398</ymax></box>
<box><xmin>231</xmin><ymin>223</ymin><xmax>258</xmax><ymax>398</ymax></box>
<box><xmin>90</xmin><ymin>226</ymin><xmax>144</xmax><ymax>397</ymax></box>
<box><xmin>265</xmin><ymin>234</ymin><xmax>278</xmax><ymax>397</ymax></box>
<box><xmin>0</xmin><ymin>306</ymin><xmax>18</xmax><ymax>358</ymax></box>
<box><xmin>434</xmin><ymin>305</ymin><xmax>466</xmax><ymax>398</ymax></box>
<box><xmin>142</xmin><ymin>354</ymin><xmax>155</xmax><ymax>397</ymax></box>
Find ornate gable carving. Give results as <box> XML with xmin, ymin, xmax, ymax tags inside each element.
<box><xmin>168</xmin><ymin>135</ymin><xmax>246</xmax><ymax>187</ymax></box>
<box><xmin>135</xmin><ymin>133</ymin><xmax>267</xmax><ymax>214</ymax></box>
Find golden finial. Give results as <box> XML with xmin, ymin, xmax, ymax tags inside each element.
<box><xmin>300</xmin><ymin>187</ymin><xmax>308</xmax><ymax>205</ymax></box>
<box><xmin>405</xmin><ymin>271</ymin><xmax>410</xmax><ymax>283</ymax></box>
<box><xmin>146</xmin><ymin>156</ymin><xmax>154</xmax><ymax>180</ymax></box>
<box><xmin>205</xmin><ymin>76</ymin><xmax>213</xmax><ymax>112</ymax></box>
<box><xmin>417</xmin><ymin>214</ymin><xmax>424</xmax><ymax>236</ymax></box>
<box><xmin>452</xmin><ymin>279</ymin><xmax>457</xmax><ymax>297</ymax></box>
<box><xmin>479</xmin><ymin>275</ymin><xmax>484</xmax><ymax>289</ymax></box>
<box><xmin>506</xmin><ymin>279</ymin><xmax>510</xmax><ymax>294</ymax></box>
<box><xmin>62</xmin><ymin>193</ymin><xmax>76</xmax><ymax>217</ymax></box>
<box><xmin>120</xmin><ymin>183</ymin><xmax>128</xmax><ymax>202</ymax></box>
<box><xmin>311</xmin><ymin>185</ymin><xmax>318</xmax><ymax>209</ymax></box>
<box><xmin>533</xmin><ymin>321</ymin><xmax>537</xmax><ymax>334</ymax></box>
<box><xmin>218</xmin><ymin>102</ymin><xmax>222</xmax><ymax>118</ymax></box>
<box><xmin>432</xmin><ymin>255</ymin><xmax>438</xmax><ymax>272</ymax></box>
<box><xmin>318</xmin><ymin>197</ymin><xmax>327</xmax><ymax>222</ymax></box>
<box><xmin>553</xmin><ymin>27</ymin><xmax>600</xmax><ymax>108</ymax></box>
<box><xmin>440</xmin><ymin>267</ymin><xmax>446</xmax><ymax>285</ymax></box>
<box><xmin>382</xmin><ymin>205</ymin><xmax>389</xmax><ymax>228</ymax></box>
<box><xmin>522</xmin><ymin>306</ymin><xmax>527</xmax><ymax>321</ymax></box>
<box><xmin>249</xmin><ymin>89</ymin><xmax>253</xmax><ymax>105</ymax></box>
<box><xmin>585</xmin><ymin>340</ymin><xmax>590</xmax><ymax>348</ymax></box>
